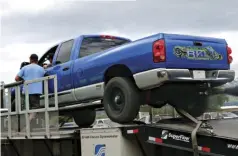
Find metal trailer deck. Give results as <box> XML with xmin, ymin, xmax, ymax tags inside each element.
<box><xmin>123</xmin><ymin>118</ymin><xmax>238</xmax><ymax>156</ymax></box>
<box><xmin>1</xmin><ymin>75</ymin><xmax>238</xmax><ymax>156</ymax></box>
<box><xmin>1</xmin><ymin>117</ymin><xmax>238</xmax><ymax>156</ymax></box>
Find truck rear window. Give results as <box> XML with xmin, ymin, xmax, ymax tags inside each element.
<box><xmin>79</xmin><ymin>37</ymin><xmax>130</xmax><ymax>58</ymax></box>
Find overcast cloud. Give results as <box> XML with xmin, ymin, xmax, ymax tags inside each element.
<box><xmin>1</xmin><ymin>0</ymin><xmax>238</xmax><ymax>83</ymax></box>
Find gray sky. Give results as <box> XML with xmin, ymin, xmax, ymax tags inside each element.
<box><xmin>1</xmin><ymin>0</ymin><xmax>238</xmax><ymax>83</ymax></box>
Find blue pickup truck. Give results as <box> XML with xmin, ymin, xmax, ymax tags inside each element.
<box><xmin>12</xmin><ymin>33</ymin><xmax>235</xmax><ymax>126</ymax></box>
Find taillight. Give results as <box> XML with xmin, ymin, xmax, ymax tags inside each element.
<box><xmin>227</xmin><ymin>45</ymin><xmax>233</xmax><ymax>64</ymax></box>
<box><xmin>153</xmin><ymin>39</ymin><xmax>166</xmax><ymax>62</ymax></box>
<box><xmin>100</xmin><ymin>35</ymin><xmax>115</xmax><ymax>39</ymax></box>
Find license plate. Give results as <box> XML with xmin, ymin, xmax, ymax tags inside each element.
<box><xmin>193</xmin><ymin>70</ymin><xmax>206</xmax><ymax>79</ymax></box>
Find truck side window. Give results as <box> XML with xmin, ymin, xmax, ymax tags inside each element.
<box><xmin>56</xmin><ymin>39</ymin><xmax>74</xmax><ymax>64</ymax></box>
<box><xmin>79</xmin><ymin>37</ymin><xmax>129</xmax><ymax>58</ymax></box>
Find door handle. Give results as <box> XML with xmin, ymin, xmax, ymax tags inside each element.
<box><xmin>63</xmin><ymin>67</ymin><xmax>69</xmax><ymax>71</ymax></box>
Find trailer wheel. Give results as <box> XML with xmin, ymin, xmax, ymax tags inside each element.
<box><xmin>72</xmin><ymin>109</ymin><xmax>96</xmax><ymax>127</ymax></box>
<box><xmin>103</xmin><ymin>77</ymin><xmax>141</xmax><ymax>124</ymax></box>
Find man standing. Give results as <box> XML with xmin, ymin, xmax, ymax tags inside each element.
<box><xmin>15</xmin><ymin>54</ymin><xmax>45</xmax><ymax>130</ymax></box>
<box><xmin>15</xmin><ymin>54</ymin><xmax>45</xmax><ymax>109</ymax></box>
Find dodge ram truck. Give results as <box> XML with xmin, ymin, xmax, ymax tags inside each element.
<box><xmin>11</xmin><ymin>33</ymin><xmax>235</xmax><ymax>126</ymax></box>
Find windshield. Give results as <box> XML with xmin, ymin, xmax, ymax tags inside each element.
<box><xmin>79</xmin><ymin>37</ymin><xmax>130</xmax><ymax>57</ymax></box>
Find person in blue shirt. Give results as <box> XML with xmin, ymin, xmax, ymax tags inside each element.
<box><xmin>15</xmin><ymin>54</ymin><xmax>45</xmax><ymax>110</ymax></box>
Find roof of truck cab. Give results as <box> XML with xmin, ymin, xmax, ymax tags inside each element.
<box><xmin>38</xmin><ymin>34</ymin><xmax>132</xmax><ymax>58</ymax></box>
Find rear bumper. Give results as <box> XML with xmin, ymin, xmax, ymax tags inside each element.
<box><xmin>133</xmin><ymin>68</ymin><xmax>235</xmax><ymax>90</ymax></box>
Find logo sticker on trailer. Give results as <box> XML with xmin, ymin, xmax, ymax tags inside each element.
<box><xmin>227</xmin><ymin>144</ymin><xmax>238</xmax><ymax>150</ymax></box>
<box><xmin>95</xmin><ymin>144</ymin><xmax>106</xmax><ymax>156</ymax></box>
<box><xmin>161</xmin><ymin>130</ymin><xmax>169</xmax><ymax>139</ymax></box>
<box><xmin>173</xmin><ymin>46</ymin><xmax>223</xmax><ymax>60</ymax></box>
<box><xmin>161</xmin><ymin>130</ymin><xmax>190</xmax><ymax>143</ymax></box>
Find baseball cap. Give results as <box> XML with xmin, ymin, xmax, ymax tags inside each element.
<box><xmin>30</xmin><ymin>54</ymin><xmax>38</xmax><ymax>60</ymax></box>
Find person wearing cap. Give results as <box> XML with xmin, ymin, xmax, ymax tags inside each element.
<box><xmin>43</xmin><ymin>53</ymin><xmax>54</xmax><ymax>69</ymax></box>
<box><xmin>15</xmin><ymin>54</ymin><xmax>46</xmax><ymax>130</ymax></box>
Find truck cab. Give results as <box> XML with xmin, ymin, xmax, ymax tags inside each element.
<box><xmin>38</xmin><ymin>35</ymin><xmax>131</xmax><ymax>105</ymax></box>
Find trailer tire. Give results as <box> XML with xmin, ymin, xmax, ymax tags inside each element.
<box><xmin>72</xmin><ymin>109</ymin><xmax>96</xmax><ymax>127</ymax></box>
<box><xmin>103</xmin><ymin>77</ymin><xmax>141</xmax><ymax>124</ymax></box>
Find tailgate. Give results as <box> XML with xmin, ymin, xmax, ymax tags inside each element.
<box><xmin>164</xmin><ymin>34</ymin><xmax>229</xmax><ymax>70</ymax></box>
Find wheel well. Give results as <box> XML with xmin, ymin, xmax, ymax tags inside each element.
<box><xmin>104</xmin><ymin>64</ymin><xmax>135</xmax><ymax>84</ymax></box>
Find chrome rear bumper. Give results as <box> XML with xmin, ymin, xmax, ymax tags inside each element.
<box><xmin>133</xmin><ymin>68</ymin><xmax>235</xmax><ymax>90</ymax></box>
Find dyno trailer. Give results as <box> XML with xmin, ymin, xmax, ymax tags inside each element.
<box><xmin>1</xmin><ymin>76</ymin><xmax>238</xmax><ymax>156</ymax></box>
<box><xmin>2</xmin><ymin>119</ymin><xmax>238</xmax><ymax>156</ymax></box>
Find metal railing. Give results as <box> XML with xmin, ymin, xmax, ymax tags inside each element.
<box><xmin>0</xmin><ymin>75</ymin><xmax>59</xmax><ymax>139</ymax></box>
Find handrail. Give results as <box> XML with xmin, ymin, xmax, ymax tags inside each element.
<box><xmin>4</xmin><ymin>81</ymin><xmax>24</xmax><ymax>89</ymax></box>
<box><xmin>0</xmin><ymin>75</ymin><xmax>59</xmax><ymax>139</ymax></box>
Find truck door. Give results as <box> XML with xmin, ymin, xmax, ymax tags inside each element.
<box><xmin>49</xmin><ymin>39</ymin><xmax>76</xmax><ymax>104</ymax></box>
<box><xmin>72</xmin><ymin>36</ymin><xmax>130</xmax><ymax>101</ymax></box>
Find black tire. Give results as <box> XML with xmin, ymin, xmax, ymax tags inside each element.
<box><xmin>103</xmin><ymin>77</ymin><xmax>141</xmax><ymax>124</ymax></box>
<box><xmin>72</xmin><ymin>109</ymin><xmax>96</xmax><ymax>127</ymax></box>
